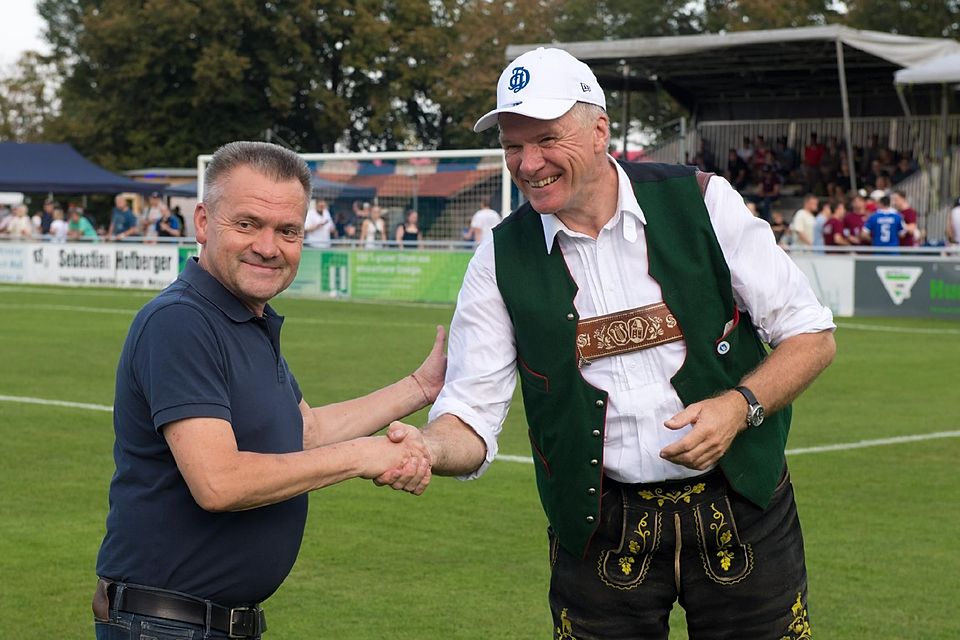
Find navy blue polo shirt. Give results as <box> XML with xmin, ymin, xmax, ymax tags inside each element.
<box><xmin>96</xmin><ymin>257</ymin><xmax>307</xmax><ymax>606</ymax></box>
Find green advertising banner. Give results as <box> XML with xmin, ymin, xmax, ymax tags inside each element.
<box><xmin>351</xmin><ymin>250</ymin><xmax>471</xmax><ymax>303</ymax></box>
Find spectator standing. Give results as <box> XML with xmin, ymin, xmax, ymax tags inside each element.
<box><xmin>37</xmin><ymin>198</ymin><xmax>56</xmax><ymax>236</ymax></box>
<box><xmin>50</xmin><ymin>207</ymin><xmax>69</xmax><ymax>242</ymax></box>
<box><xmin>769</xmin><ymin>210</ymin><xmax>789</xmax><ymax>245</ymax></box>
<box><xmin>790</xmin><ymin>194</ymin><xmax>818</xmax><ymax>247</ymax></box>
<box><xmin>774</xmin><ymin>136</ymin><xmax>798</xmax><ymax>182</ymax></box>
<box><xmin>395</xmin><ymin>209</ymin><xmax>422</xmax><ymax>249</ymax></box>
<box><xmin>843</xmin><ymin>195</ymin><xmax>868</xmax><ymax>247</ymax></box>
<box><xmin>891</xmin><ymin>190</ymin><xmax>919</xmax><ymax>247</ymax></box>
<box><xmin>752</xmin><ymin>159</ymin><xmax>781</xmax><ymax>221</ymax></box>
<box><xmin>736</xmin><ymin>135</ymin><xmax>754</xmax><ymax>165</ymax></box>
<box><xmin>68</xmin><ymin>207</ymin><xmax>98</xmax><ymax>240</ymax></box>
<box><xmin>822</xmin><ymin>202</ymin><xmax>847</xmax><ymax>246</ymax></box>
<box><xmin>891</xmin><ymin>156</ymin><xmax>916</xmax><ymax>185</ymax></box>
<box><xmin>947</xmin><ymin>197</ymin><xmax>960</xmax><ymax>247</ymax></box>
<box><xmin>813</xmin><ymin>201</ymin><xmax>831</xmax><ymax>252</ymax></box>
<box><xmin>155</xmin><ymin>206</ymin><xmax>182</xmax><ymax>239</ymax></box>
<box><xmin>466</xmin><ymin>197</ymin><xmax>501</xmax><ymax>246</ymax></box>
<box><xmin>108</xmin><ymin>195</ymin><xmax>139</xmax><ymax>241</ymax></box>
<box><xmin>862</xmin><ymin>196</ymin><xmax>905</xmax><ymax>250</ymax></box>
<box><xmin>7</xmin><ymin>204</ymin><xmax>34</xmax><ymax>239</ymax></box>
<box><xmin>304</xmin><ymin>198</ymin><xmax>335</xmax><ymax>248</ymax></box>
<box><xmin>141</xmin><ymin>192</ymin><xmax>168</xmax><ymax>242</ymax></box>
<box><xmin>359</xmin><ymin>205</ymin><xmax>386</xmax><ymax>248</ymax></box>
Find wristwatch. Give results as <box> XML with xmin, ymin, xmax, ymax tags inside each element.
<box><xmin>734</xmin><ymin>385</ymin><xmax>764</xmax><ymax>428</ymax></box>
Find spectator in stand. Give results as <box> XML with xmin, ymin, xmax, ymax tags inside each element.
<box><xmin>693</xmin><ymin>138</ymin><xmax>716</xmax><ymax>173</ymax></box>
<box><xmin>862</xmin><ymin>196</ymin><xmax>905</xmax><ymax>251</ymax></box>
<box><xmin>769</xmin><ymin>210</ymin><xmax>789</xmax><ymax>245</ymax></box>
<box><xmin>0</xmin><ymin>204</ymin><xmax>11</xmax><ymax>234</ymax></box>
<box><xmin>7</xmin><ymin>204</ymin><xmax>34</xmax><ymax>239</ymax></box>
<box><xmin>891</xmin><ymin>190</ymin><xmax>919</xmax><ymax>248</ymax></box>
<box><xmin>736</xmin><ymin>135</ymin><xmax>753</xmax><ymax>165</ymax></box>
<box><xmin>466</xmin><ymin>196</ymin><xmax>501</xmax><ymax>246</ymax></box>
<box><xmin>141</xmin><ymin>192</ymin><xmax>168</xmax><ymax>242</ymax></box>
<box><xmin>891</xmin><ymin>156</ymin><xmax>916</xmax><ymax>185</ymax></box>
<box><xmin>803</xmin><ymin>132</ymin><xmax>825</xmax><ymax>194</ymax></box>
<box><xmin>751</xmin><ymin>134</ymin><xmax>769</xmax><ymax>179</ymax></box>
<box><xmin>50</xmin><ymin>206</ymin><xmax>69</xmax><ymax>242</ymax></box>
<box><xmin>822</xmin><ymin>201</ymin><xmax>847</xmax><ymax>247</ymax></box>
<box><xmin>860</xmin><ymin>133</ymin><xmax>882</xmax><ymax>179</ymax></box>
<box><xmin>751</xmin><ymin>158</ymin><xmax>781</xmax><ymax>221</ymax></box>
<box><xmin>773</xmin><ymin>136</ymin><xmax>799</xmax><ymax>182</ymax></box>
<box><xmin>947</xmin><ymin>197</ymin><xmax>960</xmax><ymax>248</ymax></box>
<box><xmin>818</xmin><ymin>136</ymin><xmax>841</xmax><ymax>192</ymax></box>
<box><xmin>108</xmin><ymin>195</ymin><xmax>140</xmax><ymax>241</ymax></box>
<box><xmin>156</xmin><ymin>206</ymin><xmax>182</xmax><ymax>239</ymax></box>
<box><xmin>724</xmin><ymin>148</ymin><xmax>750</xmax><ymax>192</ymax></box>
<box><xmin>832</xmin><ymin>149</ymin><xmax>852</xmax><ymax>195</ymax></box>
<box><xmin>68</xmin><ymin>206</ymin><xmax>98</xmax><ymax>240</ymax></box>
<box><xmin>395</xmin><ymin>209</ymin><xmax>423</xmax><ymax>249</ymax></box>
<box><xmin>171</xmin><ymin>206</ymin><xmax>187</xmax><ymax>237</ymax></box>
<box><xmin>304</xmin><ymin>198</ymin><xmax>335</xmax><ymax>248</ymax></box>
<box><xmin>790</xmin><ymin>194</ymin><xmax>818</xmax><ymax>247</ymax></box>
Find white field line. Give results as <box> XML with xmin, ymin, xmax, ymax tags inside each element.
<box><xmin>835</xmin><ymin>321</ymin><xmax>960</xmax><ymax>335</ymax></box>
<box><xmin>0</xmin><ymin>302</ymin><xmax>435</xmax><ymax>329</ymax></box>
<box><xmin>2</xmin><ymin>394</ymin><xmax>958</xmax><ymax>463</ymax></box>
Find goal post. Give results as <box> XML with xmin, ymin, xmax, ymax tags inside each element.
<box><xmin>197</xmin><ymin>148</ymin><xmax>513</xmax><ymax>244</ymax></box>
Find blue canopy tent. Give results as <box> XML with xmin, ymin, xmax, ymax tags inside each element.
<box><xmin>0</xmin><ymin>142</ymin><xmax>163</xmax><ymax>194</ymax></box>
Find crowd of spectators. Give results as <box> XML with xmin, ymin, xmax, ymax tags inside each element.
<box><xmin>0</xmin><ymin>192</ymin><xmax>186</xmax><ymax>243</ymax></box>
<box><xmin>687</xmin><ymin>131</ymin><xmax>955</xmax><ymax>250</ymax></box>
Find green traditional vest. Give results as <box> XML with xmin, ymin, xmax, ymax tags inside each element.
<box><xmin>493</xmin><ymin>162</ymin><xmax>792</xmax><ymax>557</ymax></box>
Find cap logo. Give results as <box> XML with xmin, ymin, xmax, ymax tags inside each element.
<box><xmin>580</xmin><ymin>82</ymin><xmax>592</xmax><ymax>93</ymax></box>
<box><xmin>508</xmin><ymin>66</ymin><xmax>530</xmax><ymax>93</ymax></box>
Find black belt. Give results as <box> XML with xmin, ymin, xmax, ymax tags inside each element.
<box><xmin>97</xmin><ymin>579</ymin><xmax>267</xmax><ymax>638</ymax></box>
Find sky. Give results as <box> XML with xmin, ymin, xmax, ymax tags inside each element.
<box><xmin>0</xmin><ymin>0</ymin><xmax>50</xmax><ymax>67</ymax></box>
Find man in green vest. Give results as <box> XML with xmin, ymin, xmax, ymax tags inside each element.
<box><xmin>386</xmin><ymin>47</ymin><xmax>836</xmax><ymax>639</ymax></box>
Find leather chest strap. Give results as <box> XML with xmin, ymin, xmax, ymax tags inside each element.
<box><xmin>576</xmin><ymin>302</ymin><xmax>683</xmax><ymax>368</ymax></box>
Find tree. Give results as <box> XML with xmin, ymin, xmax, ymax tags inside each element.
<box><xmin>0</xmin><ymin>51</ymin><xmax>61</xmax><ymax>142</ymax></box>
<box><xmin>840</xmin><ymin>0</ymin><xmax>960</xmax><ymax>39</ymax></box>
<box><xmin>701</xmin><ymin>0</ymin><xmax>835</xmax><ymax>32</ymax></box>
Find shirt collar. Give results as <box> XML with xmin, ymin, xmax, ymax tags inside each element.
<box><xmin>180</xmin><ymin>256</ymin><xmax>277</xmax><ymax>323</ymax></box>
<box><xmin>540</xmin><ymin>157</ymin><xmax>647</xmax><ymax>254</ymax></box>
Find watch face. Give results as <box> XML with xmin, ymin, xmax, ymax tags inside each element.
<box><xmin>749</xmin><ymin>406</ymin><xmax>765</xmax><ymax>427</ymax></box>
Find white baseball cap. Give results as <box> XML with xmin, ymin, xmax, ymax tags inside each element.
<box><xmin>473</xmin><ymin>47</ymin><xmax>606</xmax><ymax>133</ymax></box>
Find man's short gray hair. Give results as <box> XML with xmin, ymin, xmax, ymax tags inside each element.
<box><xmin>569</xmin><ymin>102</ymin><xmax>609</xmax><ymax>145</ymax></box>
<box><xmin>203</xmin><ymin>141</ymin><xmax>312</xmax><ymax>216</ymax></box>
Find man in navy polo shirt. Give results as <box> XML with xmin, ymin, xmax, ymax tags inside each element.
<box><xmin>93</xmin><ymin>141</ymin><xmax>441</xmax><ymax>639</ymax></box>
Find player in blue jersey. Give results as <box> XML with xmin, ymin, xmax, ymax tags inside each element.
<box><xmin>862</xmin><ymin>195</ymin><xmax>905</xmax><ymax>250</ymax></box>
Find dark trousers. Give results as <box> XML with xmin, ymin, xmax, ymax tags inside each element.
<box><xmin>548</xmin><ymin>468</ymin><xmax>811</xmax><ymax>640</ymax></box>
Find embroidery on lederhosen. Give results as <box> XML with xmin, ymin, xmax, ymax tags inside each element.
<box><xmin>779</xmin><ymin>592</ymin><xmax>812</xmax><ymax>639</ymax></box>
<box><xmin>555</xmin><ymin>607</ymin><xmax>579</xmax><ymax>640</ymax></box>
<box><xmin>693</xmin><ymin>499</ymin><xmax>754</xmax><ymax>584</ymax></box>
<box><xmin>598</xmin><ymin>501</ymin><xmax>662</xmax><ymax>590</ymax></box>
<box><xmin>637</xmin><ymin>482</ymin><xmax>705</xmax><ymax>507</ymax></box>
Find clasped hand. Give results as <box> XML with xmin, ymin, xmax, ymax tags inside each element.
<box><xmin>370</xmin><ymin>422</ymin><xmax>433</xmax><ymax>495</ymax></box>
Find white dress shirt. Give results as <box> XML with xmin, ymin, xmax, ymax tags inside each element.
<box><xmin>429</xmin><ymin>162</ymin><xmax>835</xmax><ymax>483</ymax></box>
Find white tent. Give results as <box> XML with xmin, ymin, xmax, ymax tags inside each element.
<box><xmin>894</xmin><ymin>53</ymin><xmax>960</xmax><ymax>86</ymax></box>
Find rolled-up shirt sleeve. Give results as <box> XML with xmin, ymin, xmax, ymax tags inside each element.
<box><xmin>704</xmin><ymin>176</ymin><xmax>836</xmax><ymax>345</ymax></box>
<box><xmin>428</xmin><ymin>240</ymin><xmax>518</xmax><ymax>479</ymax></box>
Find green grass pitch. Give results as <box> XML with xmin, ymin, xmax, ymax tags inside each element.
<box><xmin>0</xmin><ymin>283</ymin><xmax>958</xmax><ymax>638</ymax></box>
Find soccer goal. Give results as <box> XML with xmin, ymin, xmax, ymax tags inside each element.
<box><xmin>197</xmin><ymin>148</ymin><xmax>512</xmax><ymax>244</ymax></box>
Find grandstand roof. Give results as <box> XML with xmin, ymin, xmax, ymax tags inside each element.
<box><xmin>506</xmin><ymin>26</ymin><xmax>960</xmax><ymax>120</ymax></box>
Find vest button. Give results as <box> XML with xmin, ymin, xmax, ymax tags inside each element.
<box><xmin>586</xmin><ymin>515</ymin><xmax>595</xmax><ymax>523</ymax></box>
<box><xmin>590</xmin><ymin>458</ymin><xmax>598</xmax><ymax>466</ymax></box>
<box><xmin>587</xmin><ymin>487</ymin><xmax>597</xmax><ymax>495</ymax></box>
<box><xmin>566</xmin><ymin>312</ymin><xmax>575</xmax><ymax>320</ymax></box>
<box><xmin>592</xmin><ymin>429</ymin><xmax>600</xmax><ymax>437</ymax></box>
<box><xmin>595</xmin><ymin>399</ymin><xmax>604</xmax><ymax>408</ymax></box>
<box><xmin>717</xmin><ymin>340</ymin><xmax>730</xmax><ymax>355</ymax></box>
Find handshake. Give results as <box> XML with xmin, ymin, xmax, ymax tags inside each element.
<box><xmin>366</xmin><ymin>422</ymin><xmax>435</xmax><ymax>496</ymax></box>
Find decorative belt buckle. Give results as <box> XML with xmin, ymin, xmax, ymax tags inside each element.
<box><xmin>228</xmin><ymin>606</ymin><xmax>258</xmax><ymax>638</ymax></box>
